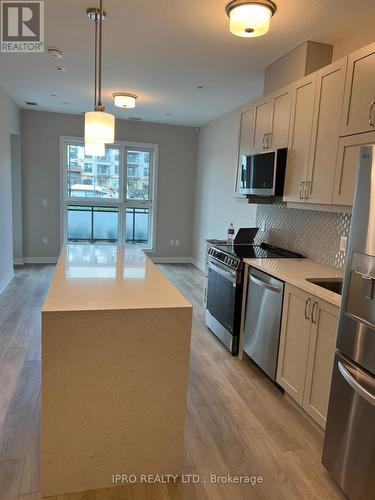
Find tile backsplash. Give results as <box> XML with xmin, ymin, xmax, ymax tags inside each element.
<box><xmin>255</xmin><ymin>204</ymin><xmax>351</xmax><ymax>269</ymax></box>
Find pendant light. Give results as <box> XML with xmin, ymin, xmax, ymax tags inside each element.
<box><xmin>226</xmin><ymin>1</ymin><xmax>277</xmax><ymax>38</ymax></box>
<box><xmin>85</xmin><ymin>0</ymin><xmax>115</xmax><ymax>155</ymax></box>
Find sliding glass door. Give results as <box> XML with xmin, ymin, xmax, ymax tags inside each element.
<box><xmin>61</xmin><ymin>139</ymin><xmax>157</xmax><ymax>249</ymax></box>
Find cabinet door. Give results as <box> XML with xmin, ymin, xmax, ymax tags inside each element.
<box><xmin>277</xmin><ymin>284</ymin><xmax>312</xmax><ymax>404</ymax></box>
<box><xmin>251</xmin><ymin>96</ymin><xmax>272</xmax><ymax>153</ymax></box>
<box><xmin>306</xmin><ymin>58</ymin><xmax>347</xmax><ymax>204</ymax></box>
<box><xmin>341</xmin><ymin>42</ymin><xmax>375</xmax><ymax>136</ymax></box>
<box><xmin>303</xmin><ymin>299</ymin><xmax>339</xmax><ymax>428</ymax></box>
<box><xmin>283</xmin><ymin>74</ymin><xmax>317</xmax><ymax>203</ymax></box>
<box><xmin>269</xmin><ymin>86</ymin><xmax>292</xmax><ymax>150</ymax></box>
<box><xmin>333</xmin><ymin>131</ymin><xmax>375</xmax><ymax>206</ymax></box>
<box><xmin>234</xmin><ymin>106</ymin><xmax>252</xmax><ymax>196</ymax></box>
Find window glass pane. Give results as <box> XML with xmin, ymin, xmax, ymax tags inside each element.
<box><xmin>125</xmin><ymin>208</ymin><xmax>150</xmax><ymax>245</ymax></box>
<box><xmin>67</xmin><ymin>145</ymin><xmax>120</xmax><ymax>199</ymax></box>
<box><xmin>126</xmin><ymin>150</ymin><xmax>150</xmax><ymax>201</ymax></box>
<box><xmin>68</xmin><ymin>206</ymin><xmax>92</xmax><ymax>240</ymax></box>
<box><xmin>93</xmin><ymin>207</ymin><xmax>118</xmax><ymax>241</ymax></box>
<box><xmin>67</xmin><ymin>206</ymin><xmax>118</xmax><ymax>242</ymax></box>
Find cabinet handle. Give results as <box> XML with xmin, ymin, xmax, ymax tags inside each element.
<box><xmin>267</xmin><ymin>132</ymin><xmax>272</xmax><ymax>148</ymax></box>
<box><xmin>369</xmin><ymin>101</ymin><xmax>375</xmax><ymax>127</ymax></box>
<box><xmin>263</xmin><ymin>133</ymin><xmax>267</xmax><ymax>149</ymax></box>
<box><xmin>305</xmin><ymin>181</ymin><xmax>311</xmax><ymax>199</ymax></box>
<box><xmin>304</xmin><ymin>298</ymin><xmax>312</xmax><ymax>320</ymax></box>
<box><xmin>299</xmin><ymin>182</ymin><xmax>305</xmax><ymax>200</ymax></box>
<box><xmin>311</xmin><ymin>301</ymin><xmax>319</xmax><ymax>324</ymax></box>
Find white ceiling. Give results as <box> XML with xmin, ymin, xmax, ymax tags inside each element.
<box><xmin>0</xmin><ymin>0</ymin><xmax>375</xmax><ymax>126</ymax></box>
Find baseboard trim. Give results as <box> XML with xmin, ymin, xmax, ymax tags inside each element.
<box><xmin>151</xmin><ymin>256</ymin><xmax>194</xmax><ymax>264</ymax></box>
<box><xmin>192</xmin><ymin>258</ymin><xmax>204</xmax><ymax>272</ymax></box>
<box><xmin>13</xmin><ymin>258</ymin><xmax>24</xmax><ymax>266</ymax></box>
<box><xmin>0</xmin><ymin>270</ymin><xmax>15</xmax><ymax>295</ymax></box>
<box><xmin>23</xmin><ymin>257</ymin><xmax>58</xmax><ymax>264</ymax></box>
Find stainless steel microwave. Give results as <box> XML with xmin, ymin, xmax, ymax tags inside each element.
<box><xmin>239</xmin><ymin>148</ymin><xmax>287</xmax><ymax>196</ymax></box>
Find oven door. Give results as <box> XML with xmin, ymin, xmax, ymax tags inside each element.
<box><xmin>206</xmin><ymin>259</ymin><xmax>241</xmax><ymax>354</ymax></box>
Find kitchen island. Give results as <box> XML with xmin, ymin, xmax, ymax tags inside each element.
<box><xmin>41</xmin><ymin>245</ymin><xmax>192</xmax><ymax>498</ymax></box>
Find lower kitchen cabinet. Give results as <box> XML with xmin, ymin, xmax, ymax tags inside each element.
<box><xmin>303</xmin><ymin>298</ymin><xmax>339</xmax><ymax>428</ymax></box>
<box><xmin>277</xmin><ymin>284</ymin><xmax>339</xmax><ymax>428</ymax></box>
<box><xmin>277</xmin><ymin>285</ymin><xmax>312</xmax><ymax>404</ymax></box>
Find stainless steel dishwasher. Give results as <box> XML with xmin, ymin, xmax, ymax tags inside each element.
<box><xmin>243</xmin><ymin>267</ymin><xmax>284</xmax><ymax>381</ymax></box>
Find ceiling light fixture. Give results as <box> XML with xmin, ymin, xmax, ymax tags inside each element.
<box><xmin>84</xmin><ymin>1</ymin><xmax>115</xmax><ymax>156</ymax></box>
<box><xmin>113</xmin><ymin>92</ymin><xmax>137</xmax><ymax>109</ymax></box>
<box><xmin>48</xmin><ymin>48</ymin><xmax>63</xmax><ymax>58</ymax></box>
<box><xmin>226</xmin><ymin>0</ymin><xmax>276</xmax><ymax>38</ymax></box>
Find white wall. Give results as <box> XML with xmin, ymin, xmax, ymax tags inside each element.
<box><xmin>193</xmin><ymin>106</ymin><xmax>257</xmax><ymax>270</ymax></box>
<box><xmin>11</xmin><ymin>134</ymin><xmax>23</xmax><ymax>262</ymax></box>
<box><xmin>333</xmin><ymin>29</ymin><xmax>375</xmax><ymax>60</ymax></box>
<box><xmin>21</xmin><ymin>110</ymin><xmax>197</xmax><ymax>261</ymax></box>
<box><xmin>0</xmin><ymin>86</ymin><xmax>20</xmax><ymax>291</ymax></box>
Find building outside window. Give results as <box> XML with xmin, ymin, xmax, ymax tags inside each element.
<box><xmin>62</xmin><ymin>139</ymin><xmax>158</xmax><ymax>249</ymax></box>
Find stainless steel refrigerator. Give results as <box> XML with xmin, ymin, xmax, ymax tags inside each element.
<box><xmin>322</xmin><ymin>145</ymin><xmax>375</xmax><ymax>500</ymax></box>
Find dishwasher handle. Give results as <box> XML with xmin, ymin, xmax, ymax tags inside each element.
<box><xmin>249</xmin><ymin>274</ymin><xmax>283</xmax><ymax>294</ymax></box>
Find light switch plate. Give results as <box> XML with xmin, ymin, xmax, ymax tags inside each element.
<box><xmin>340</xmin><ymin>236</ymin><xmax>348</xmax><ymax>253</ymax></box>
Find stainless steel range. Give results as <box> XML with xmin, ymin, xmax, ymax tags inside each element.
<box><xmin>205</xmin><ymin>238</ymin><xmax>303</xmax><ymax>355</ymax></box>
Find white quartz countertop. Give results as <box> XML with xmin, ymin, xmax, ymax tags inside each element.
<box><xmin>42</xmin><ymin>244</ymin><xmax>192</xmax><ymax>313</ymax></box>
<box><xmin>243</xmin><ymin>258</ymin><xmax>343</xmax><ymax>307</ymax></box>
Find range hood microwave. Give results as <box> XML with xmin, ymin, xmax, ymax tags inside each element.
<box><xmin>239</xmin><ymin>148</ymin><xmax>287</xmax><ymax>197</ymax></box>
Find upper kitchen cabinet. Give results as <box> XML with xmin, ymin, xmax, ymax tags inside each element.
<box><xmin>251</xmin><ymin>96</ymin><xmax>272</xmax><ymax>152</ymax></box>
<box><xmin>234</xmin><ymin>105</ymin><xmax>253</xmax><ymax>196</ymax></box>
<box><xmin>341</xmin><ymin>42</ymin><xmax>375</xmax><ymax>136</ymax></box>
<box><xmin>305</xmin><ymin>58</ymin><xmax>348</xmax><ymax>204</ymax></box>
<box><xmin>283</xmin><ymin>73</ymin><xmax>317</xmax><ymax>202</ymax></box>
<box><xmin>269</xmin><ymin>87</ymin><xmax>293</xmax><ymax>149</ymax></box>
<box><xmin>333</xmin><ymin>131</ymin><xmax>375</xmax><ymax>206</ymax></box>
<box><xmin>250</xmin><ymin>86</ymin><xmax>292</xmax><ymax>153</ymax></box>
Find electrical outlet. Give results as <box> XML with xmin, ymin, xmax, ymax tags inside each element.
<box><xmin>42</xmin><ymin>198</ymin><xmax>48</xmax><ymax>207</ymax></box>
<box><xmin>175</xmin><ymin>239</ymin><xmax>180</xmax><ymax>246</ymax></box>
<box><xmin>42</xmin><ymin>237</ymin><xmax>48</xmax><ymax>245</ymax></box>
<box><xmin>340</xmin><ymin>236</ymin><xmax>348</xmax><ymax>253</ymax></box>
<box><xmin>169</xmin><ymin>240</ymin><xmax>175</xmax><ymax>246</ymax></box>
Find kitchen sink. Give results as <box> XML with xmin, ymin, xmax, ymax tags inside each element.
<box><xmin>306</xmin><ymin>278</ymin><xmax>343</xmax><ymax>295</ymax></box>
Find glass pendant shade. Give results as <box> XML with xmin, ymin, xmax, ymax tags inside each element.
<box><xmin>85</xmin><ymin>141</ymin><xmax>105</xmax><ymax>157</ymax></box>
<box><xmin>229</xmin><ymin>3</ymin><xmax>272</xmax><ymax>37</ymax></box>
<box><xmin>84</xmin><ymin>111</ymin><xmax>115</xmax><ymax>144</ymax></box>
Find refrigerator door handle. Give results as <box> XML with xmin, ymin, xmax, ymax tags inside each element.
<box><xmin>338</xmin><ymin>361</ymin><xmax>375</xmax><ymax>407</ymax></box>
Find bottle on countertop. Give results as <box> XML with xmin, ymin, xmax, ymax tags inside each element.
<box><xmin>227</xmin><ymin>222</ymin><xmax>235</xmax><ymax>245</ymax></box>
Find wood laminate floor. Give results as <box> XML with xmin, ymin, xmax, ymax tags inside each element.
<box><xmin>0</xmin><ymin>263</ymin><xmax>344</xmax><ymax>500</ymax></box>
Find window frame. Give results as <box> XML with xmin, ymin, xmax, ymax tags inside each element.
<box><xmin>60</xmin><ymin>136</ymin><xmax>159</xmax><ymax>251</ymax></box>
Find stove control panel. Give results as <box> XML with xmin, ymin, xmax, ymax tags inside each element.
<box><xmin>208</xmin><ymin>247</ymin><xmax>241</xmax><ymax>271</ymax></box>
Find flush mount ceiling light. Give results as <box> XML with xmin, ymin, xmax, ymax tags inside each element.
<box><xmin>84</xmin><ymin>0</ymin><xmax>115</xmax><ymax>156</ymax></box>
<box><xmin>226</xmin><ymin>0</ymin><xmax>276</xmax><ymax>38</ymax></box>
<box><xmin>113</xmin><ymin>92</ymin><xmax>137</xmax><ymax>109</ymax></box>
